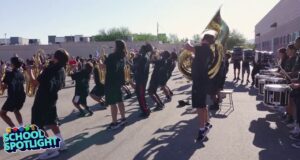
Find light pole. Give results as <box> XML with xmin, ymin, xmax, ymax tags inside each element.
<box><xmin>4</xmin><ymin>33</ymin><xmax>7</xmax><ymax>45</ymax></box>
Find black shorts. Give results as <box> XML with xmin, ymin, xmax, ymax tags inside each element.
<box><xmin>242</xmin><ymin>66</ymin><xmax>250</xmax><ymax>74</ymax></box>
<box><xmin>192</xmin><ymin>89</ymin><xmax>207</xmax><ymax>108</ymax></box>
<box><xmin>73</xmin><ymin>95</ymin><xmax>87</xmax><ymax>106</ymax></box>
<box><xmin>233</xmin><ymin>62</ymin><xmax>241</xmax><ymax>70</ymax></box>
<box><xmin>105</xmin><ymin>85</ymin><xmax>123</xmax><ymax>105</ymax></box>
<box><xmin>90</xmin><ymin>85</ymin><xmax>105</xmax><ymax>97</ymax></box>
<box><xmin>31</xmin><ymin>106</ymin><xmax>58</xmax><ymax>128</ymax></box>
<box><xmin>2</xmin><ymin>95</ymin><xmax>26</xmax><ymax>112</ymax></box>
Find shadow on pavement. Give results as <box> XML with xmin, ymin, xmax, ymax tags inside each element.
<box><xmin>19</xmin><ymin>107</ymin><xmax>148</xmax><ymax>160</ymax></box>
<box><xmin>133</xmin><ymin>118</ymin><xmax>204</xmax><ymax>160</ymax></box>
<box><xmin>249</xmin><ymin>113</ymin><xmax>300</xmax><ymax>160</ymax></box>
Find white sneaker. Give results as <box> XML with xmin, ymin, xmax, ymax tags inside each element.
<box><xmin>287</xmin><ymin>122</ymin><xmax>297</xmax><ymax>128</ymax></box>
<box><xmin>290</xmin><ymin>126</ymin><xmax>300</xmax><ymax>135</ymax></box>
<box><xmin>38</xmin><ymin>149</ymin><xmax>59</xmax><ymax>160</ymax></box>
<box><xmin>59</xmin><ymin>142</ymin><xmax>68</xmax><ymax>151</ymax></box>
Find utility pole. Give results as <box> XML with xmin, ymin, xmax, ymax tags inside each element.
<box><xmin>157</xmin><ymin>22</ymin><xmax>159</xmax><ymax>40</ymax></box>
<box><xmin>4</xmin><ymin>33</ymin><xmax>7</xmax><ymax>45</ymax></box>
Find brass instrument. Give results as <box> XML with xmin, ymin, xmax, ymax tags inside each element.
<box><xmin>178</xmin><ymin>8</ymin><xmax>229</xmax><ymax>80</ymax></box>
<box><xmin>0</xmin><ymin>64</ymin><xmax>7</xmax><ymax>95</ymax></box>
<box><xmin>98</xmin><ymin>48</ymin><xmax>107</xmax><ymax>84</ymax></box>
<box><xmin>25</xmin><ymin>49</ymin><xmax>44</xmax><ymax>97</ymax></box>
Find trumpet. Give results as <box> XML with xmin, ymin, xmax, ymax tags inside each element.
<box><xmin>0</xmin><ymin>63</ymin><xmax>7</xmax><ymax>95</ymax></box>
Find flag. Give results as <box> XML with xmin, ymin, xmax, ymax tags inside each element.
<box><xmin>203</xmin><ymin>7</ymin><xmax>230</xmax><ymax>79</ymax></box>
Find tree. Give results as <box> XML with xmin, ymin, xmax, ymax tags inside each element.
<box><xmin>168</xmin><ymin>34</ymin><xmax>179</xmax><ymax>43</ymax></box>
<box><xmin>193</xmin><ymin>34</ymin><xmax>201</xmax><ymax>42</ymax></box>
<box><xmin>132</xmin><ymin>33</ymin><xmax>157</xmax><ymax>42</ymax></box>
<box><xmin>93</xmin><ymin>27</ymin><xmax>132</xmax><ymax>41</ymax></box>
<box><xmin>226</xmin><ymin>29</ymin><xmax>246</xmax><ymax>50</ymax></box>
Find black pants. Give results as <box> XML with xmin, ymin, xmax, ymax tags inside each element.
<box><xmin>135</xmin><ymin>83</ymin><xmax>149</xmax><ymax>113</ymax></box>
<box><xmin>251</xmin><ymin>67</ymin><xmax>259</xmax><ymax>83</ymax></box>
<box><xmin>294</xmin><ymin>96</ymin><xmax>300</xmax><ymax>124</ymax></box>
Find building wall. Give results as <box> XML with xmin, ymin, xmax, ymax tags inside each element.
<box><xmin>0</xmin><ymin>42</ymin><xmax>182</xmax><ymax>61</ymax></box>
<box><xmin>255</xmin><ymin>0</ymin><xmax>300</xmax><ymax>52</ymax></box>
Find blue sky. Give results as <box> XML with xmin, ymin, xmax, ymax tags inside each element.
<box><xmin>0</xmin><ymin>0</ymin><xmax>279</xmax><ymax>44</ymax></box>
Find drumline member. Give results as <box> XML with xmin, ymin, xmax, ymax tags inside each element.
<box><xmin>71</xmin><ymin>62</ymin><xmax>94</xmax><ymax>117</ymax></box>
<box><xmin>185</xmin><ymin>34</ymin><xmax>215</xmax><ymax>142</ymax></box>
<box><xmin>277</xmin><ymin>48</ymin><xmax>288</xmax><ymax>70</ymax></box>
<box><xmin>0</xmin><ymin>57</ymin><xmax>26</xmax><ymax>127</ymax></box>
<box><xmin>133</xmin><ymin>44</ymin><xmax>152</xmax><ymax>117</ymax></box>
<box><xmin>281</xmin><ymin>44</ymin><xmax>298</xmax><ymax>125</ymax></box>
<box><xmin>241</xmin><ymin>56</ymin><xmax>250</xmax><ymax>84</ymax></box>
<box><xmin>31</xmin><ymin>49</ymin><xmax>69</xmax><ymax>159</ymax></box>
<box><xmin>103</xmin><ymin>40</ymin><xmax>127</xmax><ymax>130</ymax></box>
<box><xmin>233</xmin><ymin>58</ymin><xmax>241</xmax><ymax>81</ymax></box>
<box><xmin>89</xmin><ymin>61</ymin><xmax>106</xmax><ymax>107</ymax></box>
<box><xmin>289</xmin><ymin>71</ymin><xmax>300</xmax><ymax>148</ymax></box>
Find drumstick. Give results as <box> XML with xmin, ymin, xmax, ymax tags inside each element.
<box><xmin>279</xmin><ymin>65</ymin><xmax>292</xmax><ymax>81</ymax></box>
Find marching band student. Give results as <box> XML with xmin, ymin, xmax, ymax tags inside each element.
<box><xmin>241</xmin><ymin>56</ymin><xmax>250</xmax><ymax>84</ymax></box>
<box><xmin>0</xmin><ymin>57</ymin><xmax>26</xmax><ymax>127</ymax></box>
<box><xmin>282</xmin><ymin>44</ymin><xmax>297</xmax><ymax>126</ymax></box>
<box><xmin>89</xmin><ymin>61</ymin><xmax>106</xmax><ymax>107</ymax></box>
<box><xmin>277</xmin><ymin>48</ymin><xmax>288</xmax><ymax>70</ymax></box>
<box><xmin>163</xmin><ymin>52</ymin><xmax>177</xmax><ymax>97</ymax></box>
<box><xmin>148</xmin><ymin>51</ymin><xmax>168</xmax><ymax>110</ymax></box>
<box><xmin>289</xmin><ymin>72</ymin><xmax>300</xmax><ymax>148</ymax></box>
<box><xmin>31</xmin><ymin>49</ymin><xmax>69</xmax><ymax>159</ymax></box>
<box><xmin>133</xmin><ymin>44</ymin><xmax>152</xmax><ymax>117</ymax></box>
<box><xmin>71</xmin><ymin>62</ymin><xmax>94</xmax><ymax>117</ymax></box>
<box><xmin>160</xmin><ymin>51</ymin><xmax>174</xmax><ymax>101</ymax></box>
<box><xmin>104</xmin><ymin>40</ymin><xmax>127</xmax><ymax>130</ymax></box>
<box><xmin>185</xmin><ymin>34</ymin><xmax>215</xmax><ymax>142</ymax></box>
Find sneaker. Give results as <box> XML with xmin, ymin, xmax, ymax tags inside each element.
<box><xmin>290</xmin><ymin>127</ymin><xmax>300</xmax><ymax>135</ymax></box>
<box><xmin>119</xmin><ymin>118</ymin><xmax>127</xmax><ymax>126</ymax></box>
<box><xmin>107</xmin><ymin>122</ymin><xmax>120</xmax><ymax>130</ymax></box>
<box><xmin>37</xmin><ymin>149</ymin><xmax>59</xmax><ymax>160</ymax></box>
<box><xmin>170</xmin><ymin>91</ymin><xmax>174</xmax><ymax>96</ymax></box>
<box><xmin>85</xmin><ymin>109</ymin><xmax>93</xmax><ymax>116</ymax></box>
<box><xmin>287</xmin><ymin>121</ymin><xmax>296</xmax><ymax>128</ymax></box>
<box><xmin>196</xmin><ymin>128</ymin><xmax>209</xmax><ymax>142</ymax></box>
<box><xmin>206</xmin><ymin>123</ymin><xmax>213</xmax><ymax>129</ymax></box>
<box><xmin>154</xmin><ymin>103</ymin><xmax>164</xmax><ymax>111</ymax></box>
<box><xmin>59</xmin><ymin>142</ymin><xmax>68</xmax><ymax>151</ymax></box>
<box><xmin>292</xmin><ymin>142</ymin><xmax>300</xmax><ymax>149</ymax></box>
<box><xmin>289</xmin><ymin>134</ymin><xmax>300</xmax><ymax>141</ymax></box>
<box><xmin>140</xmin><ymin>111</ymin><xmax>150</xmax><ymax>118</ymax></box>
<box><xmin>77</xmin><ymin>112</ymin><xmax>86</xmax><ymax>117</ymax></box>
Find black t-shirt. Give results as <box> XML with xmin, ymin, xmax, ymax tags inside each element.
<box><xmin>3</xmin><ymin>69</ymin><xmax>25</xmax><ymax>97</ymax></box>
<box><xmin>93</xmin><ymin>68</ymin><xmax>102</xmax><ymax>87</ymax></box>
<box><xmin>242</xmin><ymin>61</ymin><xmax>250</xmax><ymax>68</ymax></box>
<box><xmin>34</xmin><ymin>63</ymin><xmax>65</xmax><ymax>107</ymax></box>
<box><xmin>150</xmin><ymin>59</ymin><xmax>166</xmax><ymax>84</ymax></box>
<box><xmin>133</xmin><ymin>54</ymin><xmax>150</xmax><ymax>84</ymax></box>
<box><xmin>71</xmin><ymin>70</ymin><xmax>90</xmax><ymax>96</ymax></box>
<box><xmin>285</xmin><ymin>56</ymin><xmax>297</xmax><ymax>72</ymax></box>
<box><xmin>105</xmin><ymin>53</ymin><xmax>125</xmax><ymax>87</ymax></box>
<box><xmin>192</xmin><ymin>45</ymin><xmax>212</xmax><ymax>87</ymax></box>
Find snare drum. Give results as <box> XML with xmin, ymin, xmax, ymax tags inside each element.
<box><xmin>265</xmin><ymin>77</ymin><xmax>287</xmax><ymax>85</ymax></box>
<box><xmin>259</xmin><ymin>79</ymin><xmax>266</xmax><ymax>95</ymax></box>
<box><xmin>255</xmin><ymin>74</ymin><xmax>271</xmax><ymax>88</ymax></box>
<box><xmin>264</xmin><ymin>84</ymin><xmax>290</xmax><ymax>107</ymax></box>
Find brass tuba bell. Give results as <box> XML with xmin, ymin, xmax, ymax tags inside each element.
<box><xmin>0</xmin><ymin>63</ymin><xmax>7</xmax><ymax>95</ymax></box>
<box><xmin>24</xmin><ymin>49</ymin><xmax>44</xmax><ymax>97</ymax></box>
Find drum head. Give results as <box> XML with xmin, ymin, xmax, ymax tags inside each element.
<box><xmin>264</xmin><ymin>84</ymin><xmax>290</xmax><ymax>91</ymax></box>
